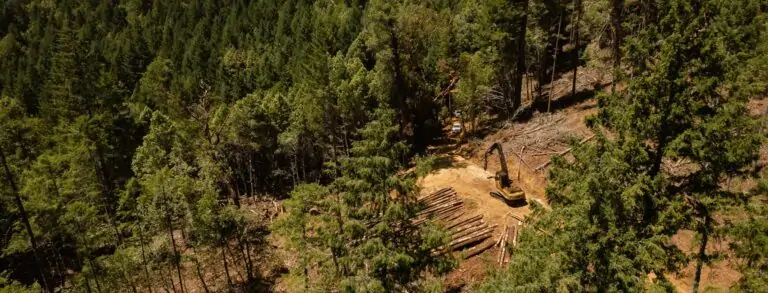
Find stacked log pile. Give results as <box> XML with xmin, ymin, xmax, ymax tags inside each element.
<box><xmin>416</xmin><ymin>187</ymin><xmax>496</xmax><ymax>259</ymax></box>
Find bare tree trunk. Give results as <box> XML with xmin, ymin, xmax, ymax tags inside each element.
<box><xmin>693</xmin><ymin>214</ymin><xmax>711</xmax><ymax>293</ymax></box>
<box><xmin>53</xmin><ymin>245</ymin><xmax>67</xmax><ymax>289</ymax></box>
<box><xmin>138</xmin><ymin>226</ymin><xmax>154</xmax><ymax>293</ymax></box>
<box><xmin>164</xmin><ymin>200</ymin><xmax>185</xmax><ymax>293</ymax></box>
<box><xmin>248</xmin><ymin>152</ymin><xmax>255</xmax><ymax>199</ymax></box>
<box><xmin>548</xmin><ymin>3</ymin><xmax>564</xmax><ymax>113</ymax></box>
<box><xmin>190</xmin><ymin>250</ymin><xmax>210</xmax><ymax>293</ymax></box>
<box><xmin>221</xmin><ymin>242</ymin><xmax>233</xmax><ymax>292</ymax></box>
<box><xmin>241</xmin><ymin>236</ymin><xmax>254</xmax><ymax>282</ymax></box>
<box><xmin>572</xmin><ymin>0</ymin><xmax>582</xmax><ymax>97</ymax></box>
<box><xmin>89</xmin><ymin>148</ymin><xmax>123</xmax><ymax>246</ymax></box>
<box><xmin>512</xmin><ymin>0</ymin><xmax>529</xmax><ymax>113</ymax></box>
<box><xmin>537</xmin><ymin>48</ymin><xmax>545</xmax><ymax>102</ymax></box>
<box><xmin>611</xmin><ymin>0</ymin><xmax>624</xmax><ymax>92</ymax></box>
<box><xmin>89</xmin><ymin>259</ymin><xmax>102</xmax><ymax>293</ymax></box>
<box><xmin>0</xmin><ymin>145</ymin><xmax>50</xmax><ymax>292</ymax></box>
<box><xmin>225</xmin><ymin>245</ymin><xmax>245</xmax><ymax>283</ymax></box>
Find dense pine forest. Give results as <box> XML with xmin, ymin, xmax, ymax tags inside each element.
<box><xmin>1</xmin><ymin>0</ymin><xmax>766</xmax><ymax>292</ymax></box>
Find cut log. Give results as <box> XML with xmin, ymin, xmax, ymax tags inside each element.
<box><xmin>423</xmin><ymin>194</ymin><xmax>458</xmax><ymax>208</ymax></box>
<box><xmin>450</xmin><ymin>228</ymin><xmax>494</xmax><ymax>250</ymax></box>
<box><xmin>451</xmin><ymin>219</ymin><xmax>485</xmax><ymax>236</ymax></box>
<box><xmin>420</xmin><ymin>197</ymin><xmax>460</xmax><ymax>211</ymax></box>
<box><xmin>433</xmin><ymin>207</ymin><xmax>464</xmax><ymax>220</ymax></box>
<box><xmin>462</xmin><ymin>239</ymin><xmax>496</xmax><ymax>259</ymax></box>
<box><xmin>439</xmin><ymin>210</ymin><xmax>464</xmax><ymax>224</ymax></box>
<box><xmin>446</xmin><ymin>215</ymin><xmax>482</xmax><ymax>230</ymax></box>
<box><xmin>422</xmin><ymin>197</ymin><xmax>460</xmax><ymax>211</ymax></box>
<box><xmin>500</xmin><ymin>226</ymin><xmax>511</xmax><ymax>265</ymax></box>
<box><xmin>501</xmin><ymin>226</ymin><xmax>517</xmax><ymax>265</ymax></box>
<box><xmin>451</xmin><ymin>223</ymin><xmax>488</xmax><ymax>241</ymax></box>
<box><xmin>449</xmin><ymin>221</ymin><xmax>483</xmax><ymax>236</ymax></box>
<box><xmin>497</xmin><ymin>228</ymin><xmax>507</xmax><ymax>265</ymax></box>
<box><xmin>420</xmin><ymin>202</ymin><xmax>461</xmax><ymax>217</ymax></box>
<box><xmin>419</xmin><ymin>188</ymin><xmax>454</xmax><ymax>202</ymax></box>
<box><xmin>419</xmin><ymin>187</ymin><xmax>451</xmax><ymax>200</ymax></box>
<box><xmin>496</xmin><ymin>224</ymin><xmax>507</xmax><ymax>247</ymax></box>
<box><xmin>418</xmin><ymin>201</ymin><xmax>463</xmax><ymax>217</ymax></box>
<box><xmin>422</xmin><ymin>191</ymin><xmax>456</xmax><ymax>204</ymax></box>
<box><xmin>451</xmin><ymin>225</ymin><xmax>496</xmax><ymax>246</ymax></box>
<box><xmin>512</xmin><ymin>221</ymin><xmax>521</xmax><ymax>247</ymax></box>
<box><xmin>413</xmin><ymin>206</ymin><xmax>464</xmax><ymax>225</ymax></box>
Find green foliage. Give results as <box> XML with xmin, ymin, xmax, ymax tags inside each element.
<box><xmin>0</xmin><ymin>0</ymin><xmax>766</xmax><ymax>292</ymax></box>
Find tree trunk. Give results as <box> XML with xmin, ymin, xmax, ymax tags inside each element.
<box><xmin>512</xmin><ymin>0</ymin><xmax>529</xmax><ymax>114</ymax></box>
<box><xmin>248</xmin><ymin>152</ymin><xmax>255</xmax><ymax>199</ymax></box>
<box><xmin>572</xmin><ymin>0</ymin><xmax>582</xmax><ymax>97</ymax></box>
<box><xmin>90</xmin><ymin>148</ymin><xmax>123</xmax><ymax>246</ymax></box>
<box><xmin>92</xmin><ymin>263</ymin><xmax>102</xmax><ymax>293</ymax></box>
<box><xmin>537</xmin><ymin>48</ymin><xmax>545</xmax><ymax>102</ymax></box>
<box><xmin>138</xmin><ymin>226</ymin><xmax>154</xmax><ymax>293</ymax></box>
<box><xmin>165</xmin><ymin>202</ymin><xmax>185</xmax><ymax>293</ymax></box>
<box><xmin>191</xmin><ymin>252</ymin><xmax>210</xmax><ymax>293</ymax></box>
<box><xmin>225</xmin><ymin>245</ymin><xmax>245</xmax><ymax>283</ymax></box>
<box><xmin>548</xmin><ymin>4</ymin><xmax>564</xmax><ymax>113</ymax></box>
<box><xmin>241</xmin><ymin>237</ymin><xmax>254</xmax><ymax>282</ymax></box>
<box><xmin>221</xmin><ymin>243</ymin><xmax>233</xmax><ymax>292</ymax></box>
<box><xmin>389</xmin><ymin>24</ymin><xmax>408</xmax><ymax>135</ymax></box>
<box><xmin>611</xmin><ymin>0</ymin><xmax>624</xmax><ymax>92</ymax></box>
<box><xmin>693</xmin><ymin>214</ymin><xmax>711</xmax><ymax>293</ymax></box>
<box><xmin>0</xmin><ymin>145</ymin><xmax>50</xmax><ymax>292</ymax></box>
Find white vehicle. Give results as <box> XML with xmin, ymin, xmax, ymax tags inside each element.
<box><xmin>451</xmin><ymin>122</ymin><xmax>462</xmax><ymax>135</ymax></box>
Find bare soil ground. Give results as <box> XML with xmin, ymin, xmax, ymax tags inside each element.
<box><xmin>418</xmin><ymin>156</ymin><xmax>529</xmax><ymax>291</ymax></box>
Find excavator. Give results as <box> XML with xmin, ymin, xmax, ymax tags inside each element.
<box><xmin>483</xmin><ymin>143</ymin><xmax>526</xmax><ymax>205</ymax></box>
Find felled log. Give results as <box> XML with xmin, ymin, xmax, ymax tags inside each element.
<box><xmin>450</xmin><ymin>219</ymin><xmax>485</xmax><ymax>236</ymax></box>
<box><xmin>512</xmin><ymin>221</ymin><xmax>521</xmax><ymax>247</ymax></box>
<box><xmin>496</xmin><ymin>224</ymin><xmax>507</xmax><ymax>247</ymax></box>
<box><xmin>413</xmin><ymin>205</ymin><xmax>464</xmax><ymax>225</ymax></box>
<box><xmin>419</xmin><ymin>187</ymin><xmax>451</xmax><ymax>200</ymax></box>
<box><xmin>429</xmin><ymin>194</ymin><xmax>460</xmax><ymax>206</ymax></box>
<box><xmin>418</xmin><ymin>201</ymin><xmax>463</xmax><ymax>217</ymax></box>
<box><xmin>419</xmin><ymin>188</ymin><xmax>453</xmax><ymax>202</ymax></box>
<box><xmin>450</xmin><ymin>227</ymin><xmax>495</xmax><ymax>250</ymax></box>
<box><xmin>425</xmin><ymin>197</ymin><xmax>461</xmax><ymax>211</ymax></box>
<box><xmin>500</xmin><ymin>226</ymin><xmax>511</xmax><ymax>265</ymax></box>
<box><xmin>433</xmin><ymin>206</ymin><xmax>464</xmax><ymax>220</ymax></box>
<box><xmin>462</xmin><ymin>239</ymin><xmax>496</xmax><ymax>259</ymax></box>
<box><xmin>439</xmin><ymin>210</ymin><xmax>464</xmax><ymax>224</ymax></box>
<box><xmin>422</xmin><ymin>189</ymin><xmax>456</xmax><ymax>203</ymax></box>
<box><xmin>446</xmin><ymin>215</ymin><xmax>482</xmax><ymax>230</ymax></box>
<box><xmin>451</xmin><ymin>225</ymin><xmax>496</xmax><ymax>246</ymax></box>
<box><xmin>451</xmin><ymin>222</ymin><xmax>488</xmax><ymax>241</ymax></box>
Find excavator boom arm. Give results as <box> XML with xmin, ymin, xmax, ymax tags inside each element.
<box><xmin>483</xmin><ymin>143</ymin><xmax>509</xmax><ymax>175</ymax></box>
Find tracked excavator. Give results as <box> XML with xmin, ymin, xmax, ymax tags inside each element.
<box><xmin>483</xmin><ymin>143</ymin><xmax>526</xmax><ymax>205</ymax></box>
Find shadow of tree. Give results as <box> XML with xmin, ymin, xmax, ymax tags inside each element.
<box><xmin>430</xmin><ymin>156</ymin><xmax>468</xmax><ymax>174</ymax></box>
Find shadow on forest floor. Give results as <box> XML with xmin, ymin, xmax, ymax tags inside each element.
<box><xmin>429</xmin><ymin>156</ymin><xmax>468</xmax><ymax>174</ymax></box>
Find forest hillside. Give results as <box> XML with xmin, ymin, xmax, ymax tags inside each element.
<box><xmin>1</xmin><ymin>0</ymin><xmax>767</xmax><ymax>292</ymax></box>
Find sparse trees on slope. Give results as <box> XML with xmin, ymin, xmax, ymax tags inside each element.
<box><xmin>480</xmin><ymin>0</ymin><xmax>765</xmax><ymax>291</ymax></box>
<box><xmin>275</xmin><ymin>107</ymin><xmax>452</xmax><ymax>292</ymax></box>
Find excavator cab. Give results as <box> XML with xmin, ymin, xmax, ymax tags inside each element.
<box><xmin>483</xmin><ymin>143</ymin><xmax>526</xmax><ymax>205</ymax></box>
